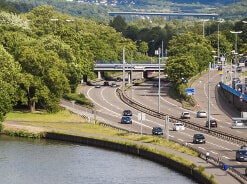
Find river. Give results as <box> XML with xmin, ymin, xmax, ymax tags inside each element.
<box><xmin>0</xmin><ymin>135</ymin><xmax>198</xmax><ymax>184</ymax></box>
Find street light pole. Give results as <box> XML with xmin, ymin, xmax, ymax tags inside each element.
<box><xmin>230</xmin><ymin>31</ymin><xmax>242</xmax><ymax>54</ymax></box>
<box><xmin>158</xmin><ymin>47</ymin><xmax>161</xmax><ymax>113</ymax></box>
<box><xmin>208</xmin><ymin>62</ymin><xmax>211</xmax><ymax>130</ymax></box>
<box><xmin>217</xmin><ymin>19</ymin><xmax>224</xmax><ymax>82</ymax></box>
<box><xmin>202</xmin><ymin>19</ymin><xmax>209</xmax><ymax>37</ymax></box>
<box><xmin>50</xmin><ymin>18</ymin><xmax>58</xmax><ymax>33</ymax></box>
<box><xmin>230</xmin><ymin>31</ymin><xmax>242</xmax><ymax>83</ymax></box>
<box><xmin>122</xmin><ymin>47</ymin><xmax>125</xmax><ymax>91</ymax></box>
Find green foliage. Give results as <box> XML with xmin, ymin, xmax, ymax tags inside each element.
<box><xmin>4</xmin><ymin>129</ymin><xmax>41</xmax><ymax>138</ymax></box>
<box><xmin>165</xmin><ymin>55</ymin><xmax>199</xmax><ymax>85</ymax></box>
<box><xmin>0</xmin><ymin>122</ymin><xmax>3</xmax><ymax>132</ymax></box>
<box><xmin>63</xmin><ymin>93</ymin><xmax>94</xmax><ymax>108</ymax></box>
<box><xmin>109</xmin><ymin>16</ymin><xmax>127</xmax><ymax>33</ymax></box>
<box><xmin>0</xmin><ymin>45</ymin><xmax>21</xmax><ymax>121</ymax></box>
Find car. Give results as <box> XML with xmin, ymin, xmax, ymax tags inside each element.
<box><xmin>103</xmin><ymin>81</ymin><xmax>109</xmax><ymax>86</ymax></box>
<box><xmin>123</xmin><ymin>110</ymin><xmax>132</xmax><ymax>116</ymax></box>
<box><xmin>121</xmin><ymin>116</ymin><xmax>132</xmax><ymax>124</ymax></box>
<box><xmin>206</xmin><ymin>119</ymin><xmax>218</xmax><ymax>128</ymax></box>
<box><xmin>236</xmin><ymin>149</ymin><xmax>247</xmax><ymax>162</ymax></box>
<box><xmin>236</xmin><ymin>66</ymin><xmax>242</xmax><ymax>72</ymax></box>
<box><xmin>111</xmin><ymin>82</ymin><xmax>117</xmax><ymax>87</ymax></box>
<box><xmin>197</xmin><ymin>110</ymin><xmax>207</xmax><ymax>118</ymax></box>
<box><xmin>153</xmin><ymin>83</ymin><xmax>159</xmax><ymax>87</ymax></box>
<box><xmin>218</xmin><ymin>65</ymin><xmax>222</xmax><ymax>71</ymax></box>
<box><xmin>95</xmin><ymin>84</ymin><xmax>101</xmax><ymax>88</ymax></box>
<box><xmin>181</xmin><ymin>112</ymin><xmax>190</xmax><ymax>119</ymax></box>
<box><xmin>116</xmin><ymin>77</ymin><xmax>121</xmax><ymax>82</ymax></box>
<box><xmin>193</xmin><ymin>133</ymin><xmax>206</xmax><ymax>144</ymax></box>
<box><xmin>152</xmin><ymin>127</ymin><xmax>163</xmax><ymax>135</ymax></box>
<box><xmin>240</xmin><ymin>145</ymin><xmax>247</xmax><ymax>150</ymax></box>
<box><xmin>173</xmin><ymin>122</ymin><xmax>185</xmax><ymax>131</ymax></box>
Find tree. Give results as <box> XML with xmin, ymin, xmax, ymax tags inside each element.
<box><xmin>165</xmin><ymin>55</ymin><xmax>199</xmax><ymax>85</ymax></box>
<box><xmin>16</xmin><ymin>38</ymin><xmax>70</xmax><ymax>112</ymax></box>
<box><xmin>168</xmin><ymin>32</ymin><xmax>214</xmax><ymax>72</ymax></box>
<box><xmin>109</xmin><ymin>16</ymin><xmax>127</xmax><ymax>33</ymax></box>
<box><xmin>0</xmin><ymin>45</ymin><xmax>21</xmax><ymax>121</ymax></box>
<box><xmin>138</xmin><ymin>41</ymin><xmax>148</xmax><ymax>55</ymax></box>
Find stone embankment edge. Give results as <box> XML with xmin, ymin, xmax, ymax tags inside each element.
<box><xmin>45</xmin><ymin>132</ymin><xmax>213</xmax><ymax>184</ymax></box>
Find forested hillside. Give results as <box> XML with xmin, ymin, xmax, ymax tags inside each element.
<box><xmin>2</xmin><ymin>0</ymin><xmax>247</xmax><ymax>21</ymax></box>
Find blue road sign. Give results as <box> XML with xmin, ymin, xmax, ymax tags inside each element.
<box><xmin>186</xmin><ymin>88</ymin><xmax>195</xmax><ymax>95</ymax></box>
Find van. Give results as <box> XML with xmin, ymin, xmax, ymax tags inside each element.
<box><xmin>236</xmin><ymin>149</ymin><xmax>247</xmax><ymax>161</ymax></box>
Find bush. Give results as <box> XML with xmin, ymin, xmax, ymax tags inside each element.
<box><xmin>63</xmin><ymin>93</ymin><xmax>94</xmax><ymax>107</ymax></box>
<box><xmin>0</xmin><ymin>122</ymin><xmax>3</xmax><ymax>132</ymax></box>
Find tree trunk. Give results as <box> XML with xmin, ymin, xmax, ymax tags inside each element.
<box><xmin>30</xmin><ymin>101</ymin><xmax>36</xmax><ymax>112</ymax></box>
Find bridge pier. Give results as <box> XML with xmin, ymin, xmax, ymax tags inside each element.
<box><xmin>97</xmin><ymin>71</ymin><xmax>103</xmax><ymax>79</ymax></box>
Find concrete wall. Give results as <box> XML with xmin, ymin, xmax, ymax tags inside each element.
<box><xmin>219</xmin><ymin>84</ymin><xmax>247</xmax><ymax>112</ymax></box>
<box><xmin>45</xmin><ymin>132</ymin><xmax>213</xmax><ymax>184</ymax></box>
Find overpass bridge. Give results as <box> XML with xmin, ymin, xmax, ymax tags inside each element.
<box><xmin>94</xmin><ymin>63</ymin><xmax>165</xmax><ymax>80</ymax></box>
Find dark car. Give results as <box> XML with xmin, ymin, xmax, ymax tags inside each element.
<box><xmin>111</xmin><ymin>82</ymin><xmax>117</xmax><ymax>87</ymax></box>
<box><xmin>218</xmin><ymin>65</ymin><xmax>222</xmax><ymax>71</ymax></box>
<box><xmin>236</xmin><ymin>149</ymin><xmax>247</xmax><ymax>162</ymax></box>
<box><xmin>153</xmin><ymin>83</ymin><xmax>159</xmax><ymax>87</ymax></box>
<box><xmin>206</xmin><ymin>119</ymin><xmax>218</xmax><ymax>128</ymax></box>
<box><xmin>193</xmin><ymin>133</ymin><xmax>206</xmax><ymax>144</ymax></box>
<box><xmin>123</xmin><ymin>110</ymin><xmax>132</xmax><ymax>116</ymax></box>
<box><xmin>95</xmin><ymin>84</ymin><xmax>101</xmax><ymax>88</ymax></box>
<box><xmin>236</xmin><ymin>66</ymin><xmax>242</xmax><ymax>73</ymax></box>
<box><xmin>121</xmin><ymin>116</ymin><xmax>132</xmax><ymax>124</ymax></box>
<box><xmin>152</xmin><ymin>127</ymin><xmax>163</xmax><ymax>135</ymax></box>
<box><xmin>103</xmin><ymin>81</ymin><xmax>109</xmax><ymax>86</ymax></box>
<box><xmin>232</xmin><ymin>78</ymin><xmax>241</xmax><ymax>89</ymax></box>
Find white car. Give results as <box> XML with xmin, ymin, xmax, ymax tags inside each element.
<box><xmin>181</xmin><ymin>112</ymin><xmax>190</xmax><ymax>119</ymax></box>
<box><xmin>197</xmin><ymin>110</ymin><xmax>207</xmax><ymax>118</ymax></box>
<box><xmin>173</xmin><ymin>122</ymin><xmax>185</xmax><ymax>131</ymax></box>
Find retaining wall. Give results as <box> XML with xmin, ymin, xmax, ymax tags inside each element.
<box><xmin>45</xmin><ymin>132</ymin><xmax>213</xmax><ymax>184</ymax></box>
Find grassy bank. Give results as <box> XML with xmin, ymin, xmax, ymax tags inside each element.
<box><xmin>3</xmin><ymin>109</ymin><xmax>217</xmax><ymax>183</ymax></box>
<box><xmin>5</xmin><ymin>110</ymin><xmax>198</xmax><ymax>156</ymax></box>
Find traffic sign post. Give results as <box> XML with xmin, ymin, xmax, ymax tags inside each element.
<box><xmin>186</xmin><ymin>88</ymin><xmax>195</xmax><ymax>96</ymax></box>
<box><xmin>138</xmin><ymin>112</ymin><xmax>146</xmax><ymax>135</ymax></box>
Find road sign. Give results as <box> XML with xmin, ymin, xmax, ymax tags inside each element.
<box><xmin>138</xmin><ymin>112</ymin><xmax>146</xmax><ymax>121</ymax></box>
<box><xmin>186</xmin><ymin>88</ymin><xmax>195</xmax><ymax>96</ymax></box>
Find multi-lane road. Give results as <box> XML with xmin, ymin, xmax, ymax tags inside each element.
<box><xmin>79</xmin><ymin>69</ymin><xmax>247</xmax><ymax>175</ymax></box>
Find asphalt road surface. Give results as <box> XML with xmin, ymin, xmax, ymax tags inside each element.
<box><xmin>79</xmin><ymin>69</ymin><xmax>247</xmax><ymax>176</ymax></box>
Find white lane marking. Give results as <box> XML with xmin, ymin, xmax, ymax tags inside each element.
<box><xmin>222</xmin><ymin>156</ymin><xmax>230</xmax><ymax>159</ymax></box>
<box><xmin>180</xmin><ymin>129</ymin><xmax>241</xmax><ymax>148</ymax></box>
<box><xmin>211</xmin><ymin>151</ymin><xmax>218</xmax><ymax>155</ymax></box>
<box><xmin>87</xmin><ymin>87</ymin><xmax>156</xmax><ymax>129</ymax></box>
<box><xmin>198</xmin><ymin>147</ymin><xmax>206</xmax><ymax>151</ymax></box>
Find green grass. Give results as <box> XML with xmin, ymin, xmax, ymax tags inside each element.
<box><xmin>5</xmin><ymin>110</ymin><xmax>198</xmax><ymax>157</ymax></box>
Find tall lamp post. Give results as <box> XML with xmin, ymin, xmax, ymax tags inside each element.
<box><xmin>230</xmin><ymin>31</ymin><xmax>242</xmax><ymax>85</ymax></box>
<box><xmin>122</xmin><ymin>47</ymin><xmax>126</xmax><ymax>91</ymax></box>
<box><xmin>217</xmin><ymin>19</ymin><xmax>224</xmax><ymax>82</ymax></box>
<box><xmin>230</xmin><ymin>31</ymin><xmax>242</xmax><ymax>54</ymax></box>
<box><xmin>50</xmin><ymin>18</ymin><xmax>59</xmax><ymax>33</ymax></box>
<box><xmin>202</xmin><ymin>19</ymin><xmax>209</xmax><ymax>37</ymax></box>
<box><xmin>208</xmin><ymin>62</ymin><xmax>211</xmax><ymax>130</ymax></box>
<box><xmin>155</xmin><ymin>48</ymin><xmax>161</xmax><ymax>113</ymax></box>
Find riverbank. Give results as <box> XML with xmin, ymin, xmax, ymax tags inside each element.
<box><xmin>2</xmin><ymin>115</ymin><xmax>243</xmax><ymax>184</ymax></box>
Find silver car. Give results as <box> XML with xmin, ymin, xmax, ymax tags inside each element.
<box><xmin>197</xmin><ymin>110</ymin><xmax>207</xmax><ymax>118</ymax></box>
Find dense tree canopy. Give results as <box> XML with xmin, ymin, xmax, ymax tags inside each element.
<box><xmin>1</xmin><ymin>3</ymin><xmax>247</xmax><ymax>120</ymax></box>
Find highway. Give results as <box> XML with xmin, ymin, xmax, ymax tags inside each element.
<box><xmin>79</xmin><ymin>69</ymin><xmax>247</xmax><ymax>176</ymax></box>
